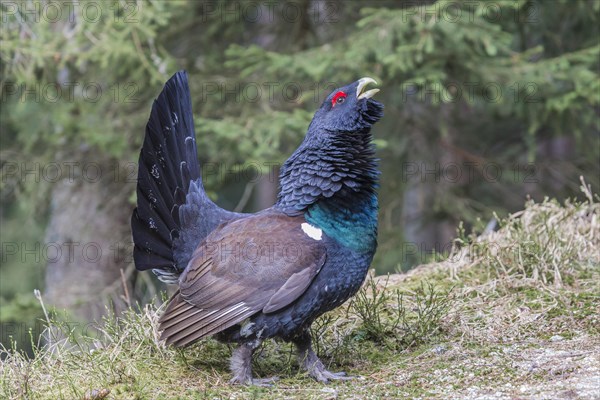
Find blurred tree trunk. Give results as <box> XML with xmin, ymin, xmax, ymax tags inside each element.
<box><xmin>401</xmin><ymin>104</ymin><xmax>459</xmax><ymax>266</ymax></box>
<box><xmin>253</xmin><ymin>174</ymin><xmax>278</xmax><ymax>210</ymax></box>
<box><xmin>44</xmin><ymin>161</ymin><xmax>132</xmax><ymax>323</ymax></box>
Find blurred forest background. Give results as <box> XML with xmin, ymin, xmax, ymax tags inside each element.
<box><xmin>1</xmin><ymin>0</ymin><xmax>598</xmax><ymax>355</ymax></box>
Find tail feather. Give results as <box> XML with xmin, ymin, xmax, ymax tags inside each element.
<box><xmin>132</xmin><ymin>71</ymin><xmax>200</xmax><ymax>280</ymax></box>
<box><xmin>132</xmin><ymin>71</ymin><xmax>243</xmax><ymax>283</ymax></box>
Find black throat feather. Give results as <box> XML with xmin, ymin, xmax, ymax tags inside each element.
<box><xmin>276</xmin><ymin>128</ymin><xmax>379</xmax><ymax>214</ymax></box>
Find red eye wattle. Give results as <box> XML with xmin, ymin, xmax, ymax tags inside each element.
<box><xmin>331</xmin><ymin>91</ymin><xmax>347</xmax><ymax>107</ymax></box>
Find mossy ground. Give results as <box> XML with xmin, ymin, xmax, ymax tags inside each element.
<box><xmin>2</xmin><ymin>182</ymin><xmax>599</xmax><ymax>399</ymax></box>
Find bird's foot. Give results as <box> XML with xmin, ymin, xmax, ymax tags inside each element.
<box><xmin>294</xmin><ymin>331</ymin><xmax>358</xmax><ymax>383</ymax></box>
<box><xmin>229</xmin><ymin>375</ymin><xmax>280</xmax><ymax>386</ymax></box>
<box><xmin>307</xmin><ymin>361</ymin><xmax>355</xmax><ymax>383</ymax></box>
<box><xmin>251</xmin><ymin>376</ymin><xmax>280</xmax><ymax>386</ymax></box>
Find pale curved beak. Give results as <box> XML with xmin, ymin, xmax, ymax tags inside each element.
<box><xmin>356</xmin><ymin>77</ymin><xmax>380</xmax><ymax>100</ymax></box>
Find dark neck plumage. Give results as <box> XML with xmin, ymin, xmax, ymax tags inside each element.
<box><xmin>275</xmin><ymin>128</ymin><xmax>379</xmax><ymax>253</ymax></box>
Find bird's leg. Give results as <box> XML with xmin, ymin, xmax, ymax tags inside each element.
<box><xmin>229</xmin><ymin>340</ymin><xmax>279</xmax><ymax>386</ymax></box>
<box><xmin>293</xmin><ymin>330</ymin><xmax>354</xmax><ymax>383</ymax></box>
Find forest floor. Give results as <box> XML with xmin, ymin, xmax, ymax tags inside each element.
<box><xmin>1</xmin><ymin>184</ymin><xmax>599</xmax><ymax>399</ymax></box>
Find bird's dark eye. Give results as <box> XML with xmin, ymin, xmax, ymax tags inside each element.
<box><xmin>331</xmin><ymin>91</ymin><xmax>347</xmax><ymax>108</ymax></box>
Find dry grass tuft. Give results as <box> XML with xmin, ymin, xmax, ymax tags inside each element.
<box><xmin>1</xmin><ymin>180</ymin><xmax>598</xmax><ymax>399</ymax></box>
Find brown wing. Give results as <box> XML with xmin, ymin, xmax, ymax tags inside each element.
<box><xmin>158</xmin><ymin>212</ymin><xmax>327</xmax><ymax>346</ymax></box>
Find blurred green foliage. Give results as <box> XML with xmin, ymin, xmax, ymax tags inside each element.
<box><xmin>0</xmin><ymin>0</ymin><xmax>599</xmax><ymax>351</ymax></box>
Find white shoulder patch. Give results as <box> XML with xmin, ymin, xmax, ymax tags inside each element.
<box><xmin>301</xmin><ymin>222</ymin><xmax>323</xmax><ymax>241</ymax></box>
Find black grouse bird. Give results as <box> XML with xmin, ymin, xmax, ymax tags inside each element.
<box><xmin>131</xmin><ymin>71</ymin><xmax>383</xmax><ymax>384</ymax></box>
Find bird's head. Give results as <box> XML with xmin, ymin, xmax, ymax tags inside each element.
<box><xmin>277</xmin><ymin>77</ymin><xmax>383</xmax><ymax>214</ymax></box>
<box><xmin>309</xmin><ymin>77</ymin><xmax>383</xmax><ymax>133</ymax></box>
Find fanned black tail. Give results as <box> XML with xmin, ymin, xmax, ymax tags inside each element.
<box><xmin>131</xmin><ymin>71</ymin><xmax>201</xmax><ymax>281</ymax></box>
<box><xmin>132</xmin><ymin>71</ymin><xmax>243</xmax><ymax>283</ymax></box>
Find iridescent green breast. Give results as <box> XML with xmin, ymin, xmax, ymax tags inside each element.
<box><xmin>305</xmin><ymin>195</ymin><xmax>378</xmax><ymax>253</ymax></box>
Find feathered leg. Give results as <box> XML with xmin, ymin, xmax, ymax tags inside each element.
<box><xmin>229</xmin><ymin>340</ymin><xmax>279</xmax><ymax>386</ymax></box>
<box><xmin>293</xmin><ymin>330</ymin><xmax>354</xmax><ymax>383</ymax></box>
